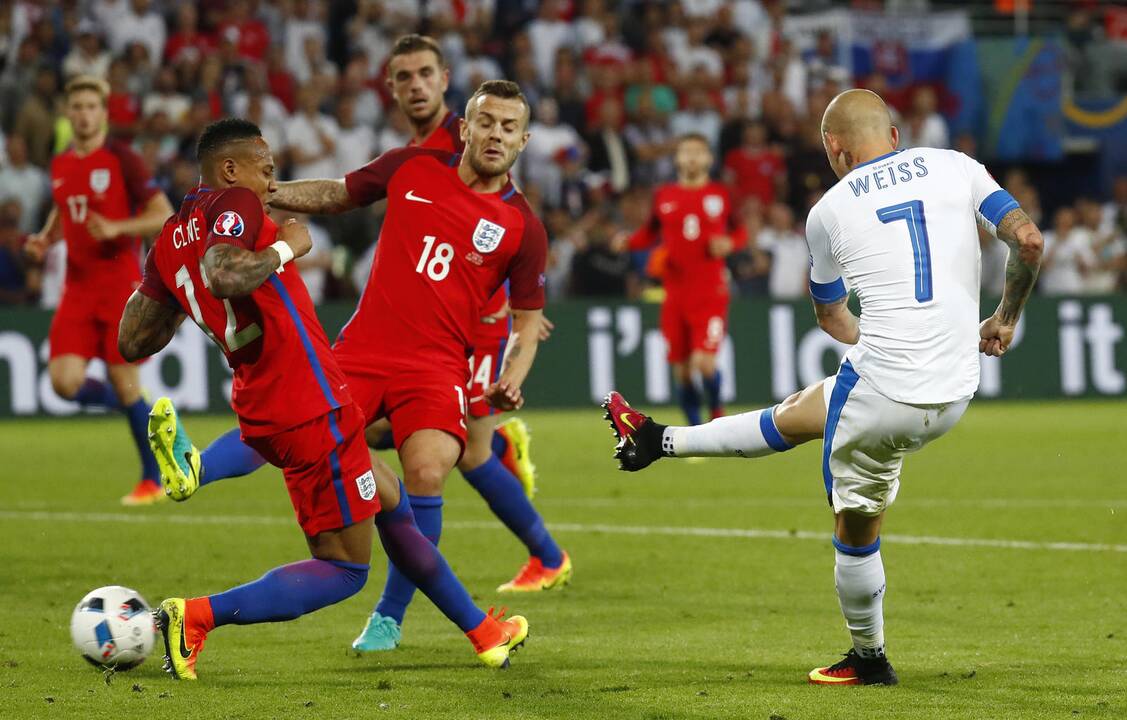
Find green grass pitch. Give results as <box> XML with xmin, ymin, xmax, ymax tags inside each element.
<box><xmin>1</xmin><ymin>402</ymin><xmax>1124</xmax><ymax>719</ymax></box>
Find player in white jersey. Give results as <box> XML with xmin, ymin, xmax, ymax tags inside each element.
<box><xmin>602</xmin><ymin>89</ymin><xmax>1044</xmax><ymax>686</ymax></box>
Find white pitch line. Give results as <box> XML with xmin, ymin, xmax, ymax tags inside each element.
<box><xmin>1</xmin><ymin>509</ymin><xmax>1123</xmax><ymax>554</ymax></box>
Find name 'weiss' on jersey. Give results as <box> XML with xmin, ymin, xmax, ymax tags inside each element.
<box><xmin>806</xmin><ymin>147</ymin><xmax>1019</xmax><ymax>405</ymax></box>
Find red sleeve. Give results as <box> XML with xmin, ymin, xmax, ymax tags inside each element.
<box><xmin>203</xmin><ymin>187</ymin><xmax>265</xmax><ymax>251</ymax></box>
<box><xmin>138</xmin><ymin>246</ymin><xmax>178</xmax><ymax>308</ymax></box>
<box><xmin>344</xmin><ymin>147</ymin><xmax>452</xmax><ymax>206</ymax></box>
<box><xmin>106</xmin><ymin>139</ymin><xmax>161</xmax><ymax>209</ymax></box>
<box><xmin>628</xmin><ymin>211</ymin><xmax>660</xmax><ymax>251</ymax></box>
<box><xmin>507</xmin><ymin>200</ymin><xmax>548</xmax><ymax>310</ymax></box>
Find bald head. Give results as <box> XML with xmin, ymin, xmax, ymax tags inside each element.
<box><xmin>821</xmin><ymin>89</ymin><xmax>892</xmax><ymax>143</ymax></box>
<box><xmin>819</xmin><ymin>89</ymin><xmax>898</xmax><ymax>179</ymax></box>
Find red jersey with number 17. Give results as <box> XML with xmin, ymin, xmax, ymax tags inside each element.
<box><xmin>50</xmin><ymin>139</ymin><xmax>160</xmax><ymax>295</ymax></box>
<box><xmin>410</xmin><ymin>111</ymin><xmax>511</xmax><ymax>341</ymax></box>
<box><xmin>335</xmin><ymin>147</ymin><xmax>547</xmax><ymax>377</ymax></box>
<box><xmin>138</xmin><ymin>186</ymin><xmax>349</xmax><ymax>437</ymax></box>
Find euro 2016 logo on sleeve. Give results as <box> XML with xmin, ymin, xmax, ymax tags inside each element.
<box><xmin>355</xmin><ymin>470</ymin><xmax>376</xmax><ymax>501</ymax></box>
<box><xmin>213</xmin><ymin>211</ymin><xmax>244</xmax><ymax>237</ymax></box>
<box><xmin>89</xmin><ymin>168</ymin><xmax>111</xmax><ymax>194</ymax></box>
<box><xmin>472</xmin><ymin>218</ymin><xmax>506</xmax><ymax>253</ymax></box>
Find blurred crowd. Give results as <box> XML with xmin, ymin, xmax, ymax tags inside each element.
<box><xmin>0</xmin><ymin>0</ymin><xmax>1125</xmax><ymax>307</ymax></box>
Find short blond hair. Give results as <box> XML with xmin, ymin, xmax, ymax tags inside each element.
<box><xmin>64</xmin><ymin>75</ymin><xmax>109</xmax><ymax>104</ymax></box>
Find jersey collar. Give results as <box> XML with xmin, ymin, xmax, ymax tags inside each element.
<box><xmin>852</xmin><ymin>148</ymin><xmax>904</xmax><ymax>171</ymax></box>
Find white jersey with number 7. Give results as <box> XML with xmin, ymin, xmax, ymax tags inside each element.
<box><xmin>805</xmin><ymin>147</ymin><xmax>1019</xmax><ymax>405</ymax></box>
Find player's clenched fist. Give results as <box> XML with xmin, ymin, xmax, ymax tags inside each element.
<box><xmin>86</xmin><ymin>211</ymin><xmax>120</xmax><ymax>240</ymax></box>
<box><xmin>276</xmin><ymin>217</ymin><xmax>313</xmax><ymax>260</ymax></box>
<box><xmin>485</xmin><ymin>380</ymin><xmax>524</xmax><ymax>411</ymax></box>
<box><xmin>24</xmin><ymin>232</ymin><xmax>49</xmax><ymax>262</ymax></box>
<box><xmin>978</xmin><ymin>314</ymin><xmax>1014</xmax><ymax>357</ymax></box>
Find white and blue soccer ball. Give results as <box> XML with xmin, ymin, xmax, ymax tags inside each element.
<box><xmin>70</xmin><ymin>586</ymin><xmax>156</xmax><ymax>670</ymax></box>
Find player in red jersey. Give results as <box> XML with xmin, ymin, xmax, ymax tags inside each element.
<box><xmin>627</xmin><ymin>134</ymin><xmax>746</xmax><ymax>425</ymax></box>
<box><xmin>364</xmin><ymin>36</ymin><xmax>571</xmax><ymax>628</ymax></box>
<box><xmin>268</xmin><ymin>78</ymin><xmax>559</xmax><ymax>649</ymax></box>
<box><xmin>118</xmin><ymin>119</ymin><xmax>529</xmax><ymax>679</ymax></box>
<box><xmin>24</xmin><ymin>76</ymin><xmax>174</xmax><ymax>506</ymax></box>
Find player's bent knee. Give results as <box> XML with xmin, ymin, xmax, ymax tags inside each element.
<box><xmin>403</xmin><ymin>464</ymin><xmax>446</xmax><ymax>496</ymax></box>
<box><xmin>49</xmin><ymin>370</ymin><xmax>83</xmax><ymax>399</ymax></box>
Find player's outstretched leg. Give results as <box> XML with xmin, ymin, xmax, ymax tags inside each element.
<box><xmin>603</xmin><ymin>381</ymin><xmax>829</xmax><ymax>471</ymax></box>
<box><xmin>371</xmin><ymin>475</ymin><xmax>529</xmax><ymax>668</ymax></box>
<box><xmin>494</xmin><ymin>418</ymin><xmax>536</xmax><ymax>498</ymax></box>
<box><xmin>148</xmin><ymin>398</ymin><xmax>266</xmax><ymax>501</ymax></box>
<box><xmin>155</xmin><ymin>521</ymin><xmax>373</xmax><ymax>680</ymax></box>
<box><xmin>460</xmin><ymin>417</ymin><xmax>570</xmax><ymax>593</ymax></box>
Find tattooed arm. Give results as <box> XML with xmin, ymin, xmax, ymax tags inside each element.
<box><xmin>118</xmin><ymin>291</ymin><xmax>186</xmax><ymax>362</ymax></box>
<box><xmin>980</xmin><ymin>208</ymin><xmax>1044</xmax><ymax>357</ymax></box>
<box><xmin>485</xmin><ymin>308</ymin><xmax>545</xmax><ymax>411</ymax></box>
<box><xmin>814</xmin><ymin>296</ymin><xmax>860</xmax><ymax>345</ymax></box>
<box><xmin>269</xmin><ymin>179</ymin><xmax>357</xmax><ymax>214</ymax></box>
<box><xmin>202</xmin><ymin>218</ymin><xmax>312</xmax><ymax>298</ymax></box>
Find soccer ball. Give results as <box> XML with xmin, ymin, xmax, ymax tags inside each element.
<box><xmin>70</xmin><ymin>586</ymin><xmax>156</xmax><ymax>670</ymax></box>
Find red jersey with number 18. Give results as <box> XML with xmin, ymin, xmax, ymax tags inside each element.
<box><xmin>335</xmin><ymin>147</ymin><xmax>547</xmax><ymax>377</ymax></box>
<box><xmin>138</xmin><ymin>186</ymin><xmax>349</xmax><ymax>437</ymax></box>
<box><xmin>410</xmin><ymin>111</ymin><xmax>511</xmax><ymax>341</ymax></box>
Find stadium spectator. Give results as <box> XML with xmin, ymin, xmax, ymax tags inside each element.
<box><xmin>670</xmin><ymin>86</ymin><xmax>722</xmax><ymax>152</ymax></box>
<box><xmin>527</xmin><ymin>0</ymin><xmax>575</xmax><ymax>88</ymax></box>
<box><xmin>216</xmin><ymin>0</ymin><xmax>271</xmax><ymax>63</ymax></box>
<box><xmin>724</xmin><ymin>119</ymin><xmax>784</xmax><ymax>211</ymax></box>
<box><xmin>141</xmin><ymin>67</ymin><xmax>190</xmax><ymax>124</ymax></box>
<box><xmin>12</xmin><ymin>65</ymin><xmax>58</xmax><ymax>168</ymax></box>
<box><xmin>63</xmin><ymin>22</ymin><xmax>111</xmax><ymax>80</ymax></box>
<box><xmin>585</xmin><ymin>97</ymin><xmax>632</xmax><ymax>195</ymax></box>
<box><xmin>0</xmin><ymin>198</ymin><xmax>34</xmax><ymax>304</ymax></box>
<box><xmin>1078</xmin><ymin>197</ymin><xmax>1125</xmax><ymax>294</ymax></box>
<box><xmin>0</xmin><ymin>135</ymin><xmax>48</xmax><ymax>234</ymax></box>
<box><xmin>570</xmin><ymin>223</ymin><xmax>631</xmax><ymax>298</ymax></box>
<box><xmin>899</xmin><ymin>86</ymin><xmax>950</xmax><ymax>149</ymax></box>
<box><xmin>107</xmin><ymin>0</ymin><xmax>165</xmax><ymax>67</ymax></box>
<box><xmin>523</xmin><ymin>97</ymin><xmax>583</xmax><ymax>208</ymax></box>
<box><xmin>285</xmin><ymin>84</ymin><xmax>339</xmax><ymax>180</ymax></box>
<box><xmin>1041</xmin><ymin>207</ymin><xmax>1096</xmax><ymax>296</ymax></box>
<box><xmin>164</xmin><ymin>3</ymin><xmax>213</xmax><ymax>67</ymax></box>
<box><xmin>759</xmin><ymin>203</ymin><xmax>808</xmax><ymax>300</ymax></box>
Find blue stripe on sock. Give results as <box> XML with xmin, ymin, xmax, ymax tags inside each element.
<box><xmin>759</xmin><ymin>405</ymin><xmax>794</xmax><ymax>452</ymax></box>
<box><xmin>823</xmin><ymin>361</ymin><xmax>860</xmax><ymax>498</ymax></box>
<box><xmin>832</xmin><ymin>535</ymin><xmax>881</xmax><ymax>556</ymax></box>
<box><xmin>326</xmin><ymin>411</ymin><xmax>351</xmax><ymax>526</ymax></box>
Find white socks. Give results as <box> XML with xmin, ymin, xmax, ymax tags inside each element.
<box><xmin>834</xmin><ymin>547</ymin><xmax>886</xmax><ymax>658</ymax></box>
<box><xmin>662</xmin><ymin>406</ymin><xmax>794</xmax><ymax>458</ymax></box>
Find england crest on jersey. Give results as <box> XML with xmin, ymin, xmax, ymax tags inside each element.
<box><xmin>89</xmin><ymin>168</ymin><xmax>111</xmax><ymax>194</ymax></box>
<box><xmin>355</xmin><ymin>470</ymin><xmax>376</xmax><ymax>501</ymax></box>
<box><xmin>703</xmin><ymin>194</ymin><xmax>725</xmax><ymax>218</ymax></box>
<box><xmin>472</xmin><ymin>218</ymin><xmax>506</xmax><ymax>253</ymax></box>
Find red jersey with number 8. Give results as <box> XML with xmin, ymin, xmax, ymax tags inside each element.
<box><xmin>335</xmin><ymin>147</ymin><xmax>547</xmax><ymax>377</ymax></box>
<box><xmin>138</xmin><ymin>186</ymin><xmax>349</xmax><ymax>437</ymax></box>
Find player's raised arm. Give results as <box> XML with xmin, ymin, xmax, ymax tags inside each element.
<box><xmin>806</xmin><ymin>205</ymin><xmax>860</xmax><ymax>345</ymax></box>
<box><xmin>203</xmin><ymin>217</ymin><xmax>312</xmax><ymax>298</ymax></box>
<box><xmin>269</xmin><ymin>178</ymin><xmax>356</xmax><ymax>214</ymax></box>
<box><xmin>270</xmin><ymin>147</ymin><xmax>441</xmax><ymax>215</ymax></box>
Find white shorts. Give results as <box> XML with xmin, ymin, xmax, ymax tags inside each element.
<box><xmin>822</xmin><ymin>361</ymin><xmax>969</xmax><ymax>516</ymax></box>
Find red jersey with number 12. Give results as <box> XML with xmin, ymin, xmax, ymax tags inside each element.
<box><xmin>335</xmin><ymin>147</ymin><xmax>546</xmax><ymax>377</ymax></box>
<box><xmin>138</xmin><ymin>186</ymin><xmax>349</xmax><ymax>437</ymax></box>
